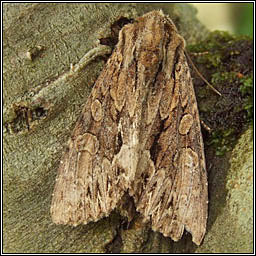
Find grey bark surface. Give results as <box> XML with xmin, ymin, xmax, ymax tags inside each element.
<box><xmin>3</xmin><ymin>3</ymin><xmax>252</xmax><ymax>253</ymax></box>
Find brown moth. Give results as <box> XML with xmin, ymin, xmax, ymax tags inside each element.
<box><xmin>51</xmin><ymin>10</ymin><xmax>208</xmax><ymax>246</ymax></box>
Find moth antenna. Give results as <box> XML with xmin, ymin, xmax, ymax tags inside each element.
<box><xmin>185</xmin><ymin>50</ymin><xmax>222</xmax><ymax>96</ymax></box>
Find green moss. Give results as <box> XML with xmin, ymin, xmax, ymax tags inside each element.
<box><xmin>211</xmin><ymin>71</ymin><xmax>237</xmax><ymax>84</ymax></box>
<box><xmin>188</xmin><ymin>31</ymin><xmax>253</xmax><ymax>156</ymax></box>
<box><xmin>207</xmin><ymin>128</ymin><xmax>236</xmax><ymax>156</ymax></box>
<box><xmin>239</xmin><ymin>76</ymin><xmax>253</xmax><ymax>120</ymax></box>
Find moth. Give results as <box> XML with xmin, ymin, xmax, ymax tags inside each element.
<box><xmin>51</xmin><ymin>10</ymin><xmax>208</xmax><ymax>246</ymax></box>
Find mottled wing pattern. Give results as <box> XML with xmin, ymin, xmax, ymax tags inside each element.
<box><xmin>51</xmin><ymin>10</ymin><xmax>159</xmax><ymax>225</ymax></box>
<box><xmin>128</xmin><ymin>12</ymin><xmax>208</xmax><ymax>245</ymax></box>
<box><xmin>50</xmin><ymin>41</ymin><xmax>134</xmax><ymax>225</ymax></box>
